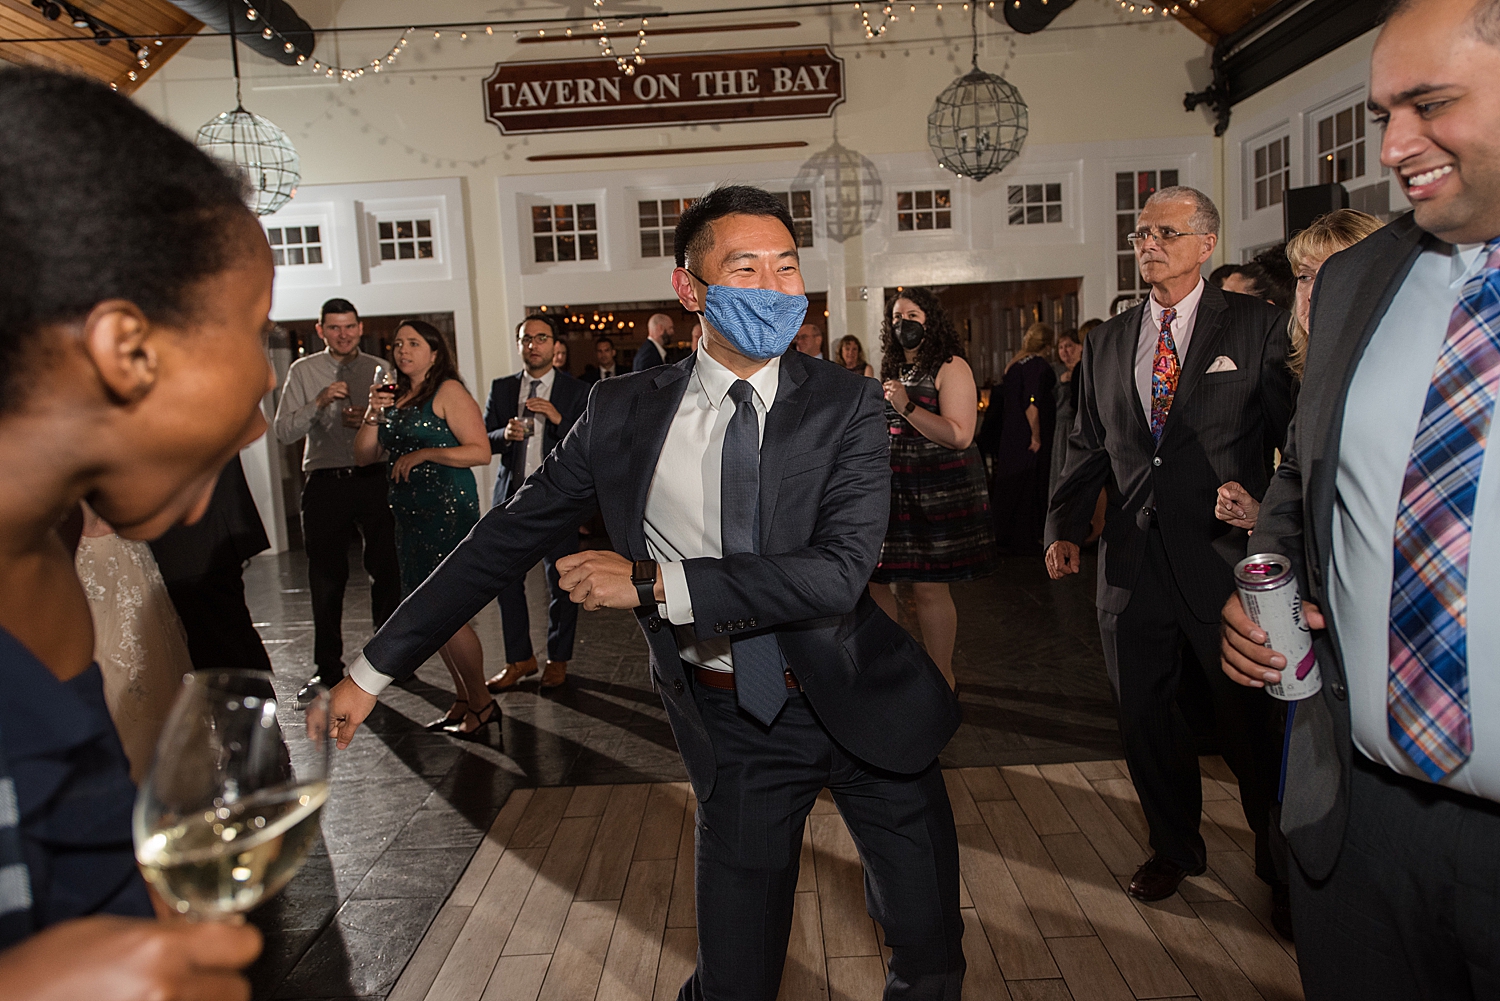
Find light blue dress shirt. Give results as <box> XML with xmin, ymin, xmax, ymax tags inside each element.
<box><xmin>1329</xmin><ymin>239</ymin><xmax>1500</xmax><ymax>802</ymax></box>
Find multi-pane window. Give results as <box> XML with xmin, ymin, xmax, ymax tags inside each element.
<box><xmin>267</xmin><ymin>225</ymin><xmax>323</xmax><ymax>266</ymax></box>
<box><xmin>532</xmin><ymin>203</ymin><xmax>599</xmax><ymax>263</ymax></box>
<box><xmin>378</xmin><ymin>219</ymin><xmax>434</xmax><ymax>261</ymax></box>
<box><xmin>638</xmin><ymin>198</ymin><xmax>696</xmax><ymax>258</ymax></box>
<box><xmin>1254</xmin><ymin>136</ymin><xmax>1291</xmax><ymax>211</ymax></box>
<box><xmin>1115</xmin><ymin>169</ymin><xmax>1179</xmax><ymax>292</ymax></box>
<box><xmin>896</xmin><ymin>189</ymin><xmax>952</xmax><ymax>231</ymax></box>
<box><xmin>1316</xmin><ymin>102</ymin><xmax>1366</xmax><ymax>185</ymax></box>
<box><xmin>770</xmin><ymin>190</ymin><xmax>815</xmax><ymax>247</ymax></box>
<box><xmin>1007</xmin><ymin>183</ymin><xmax>1062</xmax><ymax>226</ymax></box>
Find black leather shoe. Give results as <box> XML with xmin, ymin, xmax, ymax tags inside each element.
<box><xmin>1127</xmin><ymin>855</ymin><xmax>1205</xmax><ymax>901</ymax></box>
<box><xmin>297</xmin><ymin>672</ymin><xmax>342</xmax><ymax>704</ymax></box>
<box><xmin>1271</xmin><ymin>882</ymin><xmax>1294</xmax><ymax>941</ymax></box>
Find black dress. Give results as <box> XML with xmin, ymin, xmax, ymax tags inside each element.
<box><xmin>987</xmin><ymin>355</ymin><xmax>1057</xmax><ymax>556</ymax></box>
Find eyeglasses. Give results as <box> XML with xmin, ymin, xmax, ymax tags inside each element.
<box><xmin>1126</xmin><ymin>227</ymin><xmax>1212</xmax><ymax>247</ymax></box>
<box><xmin>518</xmin><ymin>332</ymin><xmax>554</xmax><ymax>346</ymax></box>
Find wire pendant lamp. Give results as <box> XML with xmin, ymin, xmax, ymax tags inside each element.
<box><xmin>927</xmin><ymin>3</ymin><xmax>1028</xmax><ymax>182</ymax></box>
<box><xmin>794</xmin><ymin>131</ymin><xmax>883</xmax><ymax>243</ymax></box>
<box><xmin>195</xmin><ymin>0</ymin><xmax>300</xmax><ymax>216</ymax></box>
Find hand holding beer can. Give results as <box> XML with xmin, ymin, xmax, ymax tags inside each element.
<box><xmin>1234</xmin><ymin>554</ymin><xmax>1322</xmax><ymax>701</ymax></box>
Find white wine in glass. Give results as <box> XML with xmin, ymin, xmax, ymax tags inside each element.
<box><xmin>134</xmin><ymin>670</ymin><xmax>332</xmax><ymax>919</ymax></box>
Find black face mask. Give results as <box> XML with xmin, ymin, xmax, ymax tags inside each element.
<box><xmin>894</xmin><ymin>318</ymin><xmax>926</xmax><ymax>350</ymax></box>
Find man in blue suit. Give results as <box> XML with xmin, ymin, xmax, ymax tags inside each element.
<box><xmin>482</xmin><ymin>313</ymin><xmax>589</xmax><ymax>690</ymax></box>
<box><xmin>328</xmin><ymin>186</ymin><xmax>965</xmax><ymax>1000</ymax></box>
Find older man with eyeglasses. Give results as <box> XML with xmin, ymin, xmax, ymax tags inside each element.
<box><xmin>1045</xmin><ymin>186</ymin><xmax>1297</xmax><ymax>917</ymax></box>
<box><xmin>481</xmin><ymin>314</ymin><xmax>590</xmax><ymax>691</ymax></box>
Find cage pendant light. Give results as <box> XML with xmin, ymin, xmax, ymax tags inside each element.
<box><xmin>926</xmin><ymin>3</ymin><xmax>1028</xmax><ymax>182</ymax></box>
<box><xmin>194</xmin><ymin>0</ymin><xmax>300</xmax><ymax>216</ymax></box>
<box><xmin>794</xmin><ymin>129</ymin><xmax>883</xmax><ymax>244</ymax></box>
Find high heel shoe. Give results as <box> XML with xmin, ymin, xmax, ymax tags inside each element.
<box><xmin>444</xmin><ymin>700</ymin><xmax>500</xmax><ymax>739</ymax></box>
<box><xmin>425</xmin><ymin>700</ymin><xmax>468</xmax><ymax>731</ymax></box>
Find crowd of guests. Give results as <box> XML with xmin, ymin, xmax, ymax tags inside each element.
<box><xmin>4</xmin><ymin>1</ymin><xmax>1498</xmax><ymax>998</ymax></box>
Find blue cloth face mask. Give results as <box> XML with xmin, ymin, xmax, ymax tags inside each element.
<box><xmin>688</xmin><ymin>270</ymin><xmax>809</xmax><ymax>361</ymax></box>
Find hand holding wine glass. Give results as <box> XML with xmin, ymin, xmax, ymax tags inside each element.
<box><xmin>367</xmin><ymin>363</ymin><xmax>401</xmax><ymax>427</ymax></box>
<box><xmin>134</xmin><ymin>671</ymin><xmax>331</xmax><ymax>921</ymax></box>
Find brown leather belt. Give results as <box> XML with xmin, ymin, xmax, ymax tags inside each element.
<box><xmin>693</xmin><ymin>666</ymin><xmax>800</xmax><ymax>691</ymax></box>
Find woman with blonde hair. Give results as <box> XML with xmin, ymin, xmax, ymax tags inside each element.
<box><xmin>1215</xmin><ymin>208</ymin><xmax>1383</xmax><ymax>530</ymax></box>
<box><xmin>836</xmin><ymin>333</ymin><xmax>875</xmax><ymax>377</ymax></box>
<box><xmin>982</xmin><ymin>321</ymin><xmax>1058</xmax><ymax>555</ymax></box>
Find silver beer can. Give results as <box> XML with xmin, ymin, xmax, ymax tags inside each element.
<box><xmin>1234</xmin><ymin>554</ymin><xmax>1322</xmax><ymax>701</ymax></box>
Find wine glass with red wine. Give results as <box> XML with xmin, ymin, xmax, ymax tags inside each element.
<box><xmin>370</xmin><ymin>363</ymin><xmax>400</xmax><ymax>426</ymax></box>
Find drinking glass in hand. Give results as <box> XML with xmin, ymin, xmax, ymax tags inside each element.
<box><xmin>370</xmin><ymin>364</ymin><xmax>400</xmax><ymax>426</ymax></box>
<box><xmin>134</xmin><ymin>670</ymin><xmax>332</xmax><ymax>920</ymax></box>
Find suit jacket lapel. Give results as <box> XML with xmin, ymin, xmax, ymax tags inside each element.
<box><xmin>621</xmin><ymin>358</ymin><xmax>692</xmax><ymax>560</ymax></box>
<box><xmin>1115</xmin><ymin>302</ymin><xmax>1154</xmax><ymax>443</ymax></box>
<box><xmin>1309</xmin><ymin>215</ymin><xmax>1428</xmax><ymax>570</ymax></box>
<box><xmin>758</xmin><ymin>350</ymin><xmax>812</xmax><ymax>549</ymax></box>
<box><xmin>1165</xmin><ymin>283</ymin><xmax>1232</xmax><ymax>428</ymax></box>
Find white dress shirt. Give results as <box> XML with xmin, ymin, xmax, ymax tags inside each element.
<box><xmin>1135</xmin><ymin>277</ymin><xmax>1206</xmax><ymax>421</ymax></box>
<box><xmin>517</xmin><ymin>367</ymin><xmax>557</xmax><ymax>478</ymax></box>
<box><xmin>1330</xmin><ymin>240</ymin><xmax>1500</xmax><ymax>802</ymax></box>
<box><xmin>350</xmin><ymin>345</ymin><xmax>780</xmax><ymax>695</ymax></box>
<box><xmin>649</xmin><ymin>346</ymin><xmax>780</xmax><ymax>673</ymax></box>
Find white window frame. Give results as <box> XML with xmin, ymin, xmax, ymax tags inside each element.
<box><xmin>1306</xmin><ymin>88</ymin><xmax>1370</xmax><ymax>189</ymax></box>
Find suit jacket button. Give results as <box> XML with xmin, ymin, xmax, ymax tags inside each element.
<box><xmin>736</xmin><ymin>619</ymin><xmax>746</xmax><ymax>630</ymax></box>
<box><xmin>647</xmin><ymin>615</ymin><xmax>662</xmax><ymax>633</ymax></box>
<box><xmin>714</xmin><ymin>623</ymin><xmax>724</xmax><ymax>634</ymax></box>
<box><xmin>1331</xmin><ymin>680</ymin><xmax>1347</xmax><ymax>700</ymax></box>
<box><xmin>1153</xmin><ymin>456</ymin><xmax>1163</xmax><ymax>467</ymax></box>
<box><xmin>673</xmin><ymin>678</ymin><xmax>685</xmax><ymax>694</ymax></box>
<box><xmin>748</xmin><ymin>617</ymin><xmax>757</xmax><ymax>628</ymax></box>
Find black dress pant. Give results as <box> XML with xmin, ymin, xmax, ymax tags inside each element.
<box><xmin>1109</xmin><ymin>526</ymin><xmax>1279</xmax><ymax>882</ymax></box>
<box><xmin>300</xmin><ymin>468</ymin><xmax>402</xmax><ymax>677</ymax></box>
<box><xmin>495</xmin><ymin>534</ymin><xmax>579</xmax><ymax>664</ymax></box>
<box><xmin>678</xmin><ymin>681</ymin><xmax>965</xmax><ymax>1001</ymax></box>
<box><xmin>1293</xmin><ymin>755</ymin><xmax>1500</xmax><ymax>1000</ymax></box>
<box><xmin>164</xmin><ymin>567</ymin><xmax>272</xmax><ymax>673</ymax></box>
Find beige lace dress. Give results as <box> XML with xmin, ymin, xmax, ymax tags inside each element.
<box><xmin>75</xmin><ymin>532</ymin><xmax>194</xmax><ymax>782</ymax></box>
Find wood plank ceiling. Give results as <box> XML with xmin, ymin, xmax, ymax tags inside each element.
<box><xmin>0</xmin><ymin>0</ymin><xmax>200</xmax><ymax>94</ymax></box>
<box><xmin>1172</xmin><ymin>0</ymin><xmax>1284</xmax><ymax>45</ymax></box>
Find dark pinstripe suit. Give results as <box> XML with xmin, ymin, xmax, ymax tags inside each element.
<box><xmin>1046</xmin><ymin>281</ymin><xmax>1294</xmax><ymax>881</ymax></box>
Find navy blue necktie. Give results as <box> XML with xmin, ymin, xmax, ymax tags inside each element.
<box><xmin>722</xmin><ymin>380</ymin><xmax>787</xmax><ymax>725</ymax></box>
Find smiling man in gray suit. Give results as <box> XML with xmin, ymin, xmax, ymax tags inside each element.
<box><xmin>1223</xmin><ymin>1</ymin><xmax>1500</xmax><ymax>995</ymax></box>
<box><xmin>1046</xmin><ymin>186</ymin><xmax>1295</xmax><ymax>909</ymax></box>
<box><xmin>326</xmin><ymin>185</ymin><xmax>965</xmax><ymax>1001</ymax></box>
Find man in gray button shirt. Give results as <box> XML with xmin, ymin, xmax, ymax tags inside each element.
<box><xmin>273</xmin><ymin>298</ymin><xmax>401</xmax><ymax>699</ymax></box>
<box><xmin>1223</xmin><ymin>1</ymin><xmax>1500</xmax><ymax>994</ymax></box>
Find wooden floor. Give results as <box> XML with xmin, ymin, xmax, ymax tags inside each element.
<box><xmin>387</xmin><ymin>760</ymin><xmax>1301</xmax><ymax>1001</ymax></box>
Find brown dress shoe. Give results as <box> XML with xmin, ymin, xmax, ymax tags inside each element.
<box><xmin>540</xmin><ymin>660</ymin><xmax>568</xmax><ymax>689</ymax></box>
<box><xmin>486</xmin><ymin>656</ymin><xmax>538</xmax><ymax>692</ymax></box>
<box><xmin>1127</xmin><ymin>855</ymin><xmax>1204</xmax><ymax>902</ymax></box>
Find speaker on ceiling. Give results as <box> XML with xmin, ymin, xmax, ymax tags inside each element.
<box><xmin>1002</xmin><ymin>0</ymin><xmax>1078</xmax><ymax>33</ymax></box>
<box><xmin>1283</xmin><ymin>183</ymin><xmax>1350</xmax><ymax>240</ymax></box>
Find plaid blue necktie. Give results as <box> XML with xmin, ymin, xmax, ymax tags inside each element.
<box><xmin>722</xmin><ymin>380</ymin><xmax>787</xmax><ymax>726</ymax></box>
<box><xmin>1389</xmin><ymin>238</ymin><xmax>1500</xmax><ymax>780</ymax></box>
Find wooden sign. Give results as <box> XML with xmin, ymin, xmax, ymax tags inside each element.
<box><xmin>482</xmin><ymin>46</ymin><xmax>845</xmax><ymax>135</ymax></box>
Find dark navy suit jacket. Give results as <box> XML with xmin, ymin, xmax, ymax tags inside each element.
<box><xmin>632</xmin><ymin>338</ymin><xmax>667</xmax><ymax>372</ymax></box>
<box><xmin>483</xmin><ymin>369</ymin><xmax>588</xmax><ymax>507</ymax></box>
<box><xmin>366</xmin><ymin>349</ymin><xmax>960</xmax><ymax>800</ymax></box>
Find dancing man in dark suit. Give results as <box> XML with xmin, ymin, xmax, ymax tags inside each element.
<box><xmin>328</xmin><ymin>185</ymin><xmax>965</xmax><ymax>1000</ymax></box>
<box><xmin>1045</xmin><ymin>185</ymin><xmax>1294</xmax><ymax>906</ymax></box>
<box><xmin>1223</xmin><ymin>1</ymin><xmax>1500</xmax><ymax>994</ymax></box>
<box><xmin>482</xmin><ymin>313</ymin><xmax>589</xmax><ymax>691</ymax></box>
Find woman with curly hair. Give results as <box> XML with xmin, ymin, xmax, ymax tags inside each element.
<box><xmin>869</xmin><ymin>287</ymin><xmax>997</xmax><ymax>687</ymax></box>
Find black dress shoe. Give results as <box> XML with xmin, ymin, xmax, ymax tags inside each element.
<box><xmin>1271</xmin><ymin>882</ymin><xmax>1294</xmax><ymax>941</ymax></box>
<box><xmin>1128</xmin><ymin>855</ymin><xmax>1205</xmax><ymax>901</ymax></box>
<box><xmin>297</xmin><ymin>672</ymin><xmax>343</xmax><ymax>704</ymax></box>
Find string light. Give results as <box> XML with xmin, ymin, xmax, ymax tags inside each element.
<box><xmin>587</xmin><ymin>0</ymin><xmax>648</xmax><ymax>75</ymax></box>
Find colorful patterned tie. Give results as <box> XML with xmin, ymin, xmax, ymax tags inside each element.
<box><xmin>1388</xmin><ymin>239</ymin><xmax>1500</xmax><ymax>781</ymax></box>
<box><xmin>1150</xmin><ymin>307</ymin><xmax>1179</xmax><ymax>443</ymax></box>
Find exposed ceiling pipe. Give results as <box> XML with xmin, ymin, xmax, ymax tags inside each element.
<box><xmin>167</xmin><ymin>0</ymin><xmax>314</xmax><ymax>65</ymax></box>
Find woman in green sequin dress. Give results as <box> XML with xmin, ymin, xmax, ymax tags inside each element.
<box><xmin>355</xmin><ymin>320</ymin><xmax>495</xmax><ymax>737</ymax></box>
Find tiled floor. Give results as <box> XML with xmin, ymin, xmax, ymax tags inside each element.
<box><xmin>386</xmin><ymin>763</ymin><xmax>1300</xmax><ymax>1001</ymax></box>
<box><xmin>244</xmin><ymin>544</ymin><xmax>1124</xmax><ymax>999</ymax></box>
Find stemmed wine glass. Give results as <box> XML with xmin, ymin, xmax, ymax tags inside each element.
<box><xmin>370</xmin><ymin>362</ymin><xmax>401</xmax><ymax>426</ymax></box>
<box><xmin>134</xmin><ymin>670</ymin><xmax>331</xmax><ymax>919</ymax></box>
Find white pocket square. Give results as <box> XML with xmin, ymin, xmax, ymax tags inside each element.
<box><xmin>1206</xmin><ymin>355</ymin><xmax>1238</xmax><ymax>373</ymax></box>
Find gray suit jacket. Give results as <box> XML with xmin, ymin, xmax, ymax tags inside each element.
<box><xmin>363</xmin><ymin>349</ymin><xmax>960</xmax><ymax>800</ymax></box>
<box><xmin>1045</xmin><ymin>283</ymin><xmax>1294</xmax><ymax>623</ymax></box>
<box><xmin>1252</xmin><ymin>213</ymin><xmax>1429</xmax><ymax>880</ymax></box>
